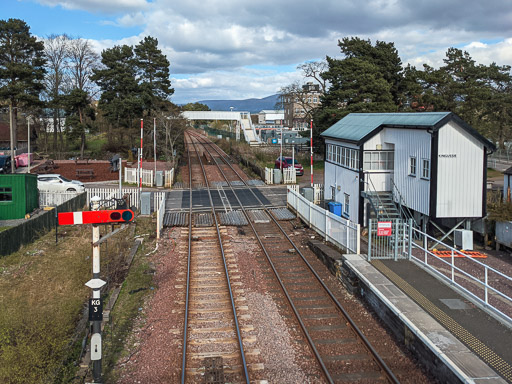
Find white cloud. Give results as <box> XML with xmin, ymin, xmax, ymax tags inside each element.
<box><xmin>34</xmin><ymin>0</ymin><xmax>512</xmax><ymax>102</ymax></box>
<box><xmin>36</xmin><ymin>0</ymin><xmax>149</xmax><ymax>14</ymax></box>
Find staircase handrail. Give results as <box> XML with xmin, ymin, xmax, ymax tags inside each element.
<box><xmin>363</xmin><ymin>174</ymin><xmax>392</xmax><ymax>220</ymax></box>
<box><xmin>390</xmin><ymin>177</ymin><xmax>420</xmax><ymax>229</ymax></box>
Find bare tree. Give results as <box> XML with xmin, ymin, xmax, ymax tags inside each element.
<box><xmin>298</xmin><ymin>60</ymin><xmax>328</xmax><ymax>92</ymax></box>
<box><xmin>156</xmin><ymin>105</ymin><xmax>187</xmax><ymax>168</ymax></box>
<box><xmin>42</xmin><ymin>34</ymin><xmax>70</xmax><ymax>153</ymax></box>
<box><xmin>67</xmin><ymin>38</ymin><xmax>99</xmax><ymax>94</ymax></box>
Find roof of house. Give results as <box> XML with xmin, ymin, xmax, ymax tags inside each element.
<box><xmin>320</xmin><ymin>112</ymin><xmax>495</xmax><ymax>151</ymax></box>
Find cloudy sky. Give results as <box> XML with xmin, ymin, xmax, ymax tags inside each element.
<box><xmin>4</xmin><ymin>0</ymin><xmax>512</xmax><ymax>104</ymax></box>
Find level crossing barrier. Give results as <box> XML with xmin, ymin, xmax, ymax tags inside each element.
<box><xmin>287</xmin><ymin>187</ymin><xmax>360</xmax><ymax>254</ymax></box>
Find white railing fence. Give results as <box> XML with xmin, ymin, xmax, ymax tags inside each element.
<box><xmin>265</xmin><ymin>167</ymin><xmax>274</xmax><ymax>184</ymax></box>
<box><xmin>86</xmin><ymin>188</ymin><xmax>140</xmax><ymax>210</ymax></box>
<box><xmin>405</xmin><ymin>221</ymin><xmax>512</xmax><ymax>325</ymax></box>
<box><xmin>283</xmin><ymin>167</ymin><xmax>296</xmax><ymax>184</ymax></box>
<box><xmin>124</xmin><ymin>167</ymin><xmax>154</xmax><ymax>187</ymax></box>
<box><xmin>165</xmin><ymin>169</ymin><xmax>174</xmax><ymax>188</ymax></box>
<box><xmin>39</xmin><ymin>191</ymin><xmax>82</xmax><ymax>207</ymax></box>
<box><xmin>287</xmin><ymin>187</ymin><xmax>360</xmax><ymax>254</ymax></box>
<box><xmin>156</xmin><ymin>192</ymin><xmax>166</xmax><ymax>239</ymax></box>
<box><xmin>313</xmin><ymin>184</ymin><xmax>324</xmax><ymax>204</ymax></box>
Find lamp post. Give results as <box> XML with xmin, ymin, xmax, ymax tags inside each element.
<box><xmin>9</xmin><ymin>103</ymin><xmax>15</xmax><ymax>173</ymax></box>
<box><xmin>27</xmin><ymin>116</ymin><xmax>31</xmax><ymax>174</ymax></box>
<box><xmin>310</xmin><ymin>119</ymin><xmax>313</xmax><ymax>187</ymax></box>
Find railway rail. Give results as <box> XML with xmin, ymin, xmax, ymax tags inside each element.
<box><xmin>187</xmin><ymin>130</ymin><xmax>400</xmax><ymax>383</ymax></box>
<box><xmin>180</xmin><ymin>133</ymin><xmax>252</xmax><ymax>383</ymax></box>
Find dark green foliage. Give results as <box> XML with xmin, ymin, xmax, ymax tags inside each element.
<box><xmin>92</xmin><ymin>44</ymin><xmax>143</xmax><ymax>144</ymax></box>
<box><xmin>0</xmin><ymin>18</ymin><xmax>46</xmax><ymax>144</ymax></box>
<box><xmin>315</xmin><ymin>37</ymin><xmax>400</xmax><ymax>135</ymax></box>
<box><xmin>134</xmin><ymin>36</ymin><xmax>173</xmax><ymax>114</ymax></box>
<box><xmin>182</xmin><ymin>102</ymin><xmax>210</xmax><ymax>111</ymax></box>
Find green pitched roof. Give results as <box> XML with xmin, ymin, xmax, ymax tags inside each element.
<box><xmin>321</xmin><ymin>112</ymin><xmax>452</xmax><ymax>142</ymax></box>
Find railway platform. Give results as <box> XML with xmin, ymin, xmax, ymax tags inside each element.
<box><xmin>341</xmin><ymin>253</ymin><xmax>511</xmax><ymax>383</ymax></box>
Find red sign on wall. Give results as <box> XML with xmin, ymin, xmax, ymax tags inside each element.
<box><xmin>377</xmin><ymin>221</ymin><xmax>392</xmax><ymax>236</ymax></box>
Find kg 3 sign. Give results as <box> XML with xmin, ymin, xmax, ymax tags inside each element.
<box><xmin>377</xmin><ymin>221</ymin><xmax>392</xmax><ymax>236</ymax></box>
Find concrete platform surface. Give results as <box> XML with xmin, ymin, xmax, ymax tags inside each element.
<box><xmin>343</xmin><ymin>254</ymin><xmax>510</xmax><ymax>383</ymax></box>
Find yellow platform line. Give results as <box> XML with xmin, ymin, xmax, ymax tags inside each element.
<box><xmin>372</xmin><ymin>260</ymin><xmax>512</xmax><ymax>381</ymax></box>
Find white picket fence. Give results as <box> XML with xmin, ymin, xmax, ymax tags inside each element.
<box><xmin>287</xmin><ymin>187</ymin><xmax>360</xmax><ymax>254</ymax></box>
<box><xmin>313</xmin><ymin>184</ymin><xmax>324</xmax><ymax>204</ymax></box>
<box><xmin>125</xmin><ymin>167</ymin><xmax>154</xmax><ymax>187</ymax></box>
<box><xmin>39</xmin><ymin>191</ymin><xmax>82</xmax><ymax>207</ymax></box>
<box><xmin>283</xmin><ymin>167</ymin><xmax>296</xmax><ymax>184</ymax></box>
<box><xmin>124</xmin><ymin>167</ymin><xmax>174</xmax><ymax>188</ymax></box>
<box><xmin>86</xmin><ymin>188</ymin><xmax>140</xmax><ymax>209</ymax></box>
<box><xmin>165</xmin><ymin>169</ymin><xmax>174</xmax><ymax>188</ymax></box>
<box><xmin>265</xmin><ymin>167</ymin><xmax>274</xmax><ymax>184</ymax></box>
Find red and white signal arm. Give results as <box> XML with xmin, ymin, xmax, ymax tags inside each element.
<box><xmin>377</xmin><ymin>221</ymin><xmax>392</xmax><ymax>236</ymax></box>
<box><xmin>58</xmin><ymin>209</ymin><xmax>134</xmax><ymax>225</ymax></box>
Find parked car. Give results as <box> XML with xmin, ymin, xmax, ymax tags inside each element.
<box><xmin>0</xmin><ymin>155</ymin><xmax>13</xmax><ymax>174</ymax></box>
<box><xmin>275</xmin><ymin>156</ymin><xmax>304</xmax><ymax>176</ymax></box>
<box><xmin>37</xmin><ymin>174</ymin><xmax>85</xmax><ymax>192</ymax></box>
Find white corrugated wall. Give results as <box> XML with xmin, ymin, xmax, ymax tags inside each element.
<box><xmin>436</xmin><ymin>121</ymin><xmax>484</xmax><ymax>218</ymax></box>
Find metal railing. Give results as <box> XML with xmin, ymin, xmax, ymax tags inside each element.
<box><xmin>390</xmin><ymin>177</ymin><xmax>419</xmax><ymax>229</ymax></box>
<box><xmin>288</xmin><ymin>187</ymin><xmax>360</xmax><ymax>254</ymax></box>
<box><xmin>363</xmin><ymin>175</ymin><xmax>392</xmax><ymax>220</ymax></box>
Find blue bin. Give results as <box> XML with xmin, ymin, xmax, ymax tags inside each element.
<box><xmin>328</xmin><ymin>202</ymin><xmax>342</xmax><ymax>216</ymax></box>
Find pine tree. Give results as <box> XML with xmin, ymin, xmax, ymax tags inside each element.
<box><xmin>0</xmin><ymin>18</ymin><xmax>46</xmax><ymax>146</ymax></box>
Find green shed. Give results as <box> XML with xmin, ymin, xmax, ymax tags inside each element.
<box><xmin>0</xmin><ymin>174</ymin><xmax>39</xmax><ymax>220</ymax></box>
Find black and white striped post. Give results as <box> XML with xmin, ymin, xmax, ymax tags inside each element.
<box><xmin>88</xmin><ymin>196</ymin><xmax>105</xmax><ymax>383</ymax></box>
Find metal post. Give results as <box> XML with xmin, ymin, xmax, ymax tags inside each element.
<box><xmin>408</xmin><ymin>219</ymin><xmax>413</xmax><ymax>261</ymax></box>
<box><xmin>394</xmin><ymin>219</ymin><xmax>399</xmax><ymax>261</ymax></box>
<box><xmin>9</xmin><ymin>103</ymin><xmax>15</xmax><ymax>173</ymax></box>
<box><xmin>139</xmin><ymin>119</ymin><xmax>143</xmax><ymax>208</ymax></box>
<box><xmin>90</xmin><ymin>196</ymin><xmax>102</xmax><ymax>383</ymax></box>
<box><xmin>153</xmin><ymin>118</ymin><xmax>157</xmax><ymax>184</ymax></box>
<box><xmin>451</xmin><ymin>250</ymin><xmax>454</xmax><ymax>282</ymax></box>
<box><xmin>292</xmin><ymin>145</ymin><xmax>295</xmax><ymax>184</ymax></box>
<box><xmin>368</xmin><ymin>219</ymin><xmax>372</xmax><ymax>261</ymax></box>
<box><xmin>310</xmin><ymin>119</ymin><xmax>313</xmax><ymax>187</ymax></box>
<box><xmin>27</xmin><ymin>117</ymin><xmax>31</xmax><ymax>174</ymax></box>
<box><xmin>118</xmin><ymin>157</ymin><xmax>122</xmax><ymax>199</ymax></box>
<box><xmin>280</xmin><ymin>126</ymin><xmax>283</xmax><ymax>172</ymax></box>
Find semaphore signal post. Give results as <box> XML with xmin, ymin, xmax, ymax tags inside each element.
<box><xmin>58</xmin><ymin>197</ymin><xmax>134</xmax><ymax>383</ymax></box>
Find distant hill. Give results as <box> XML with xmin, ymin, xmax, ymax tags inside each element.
<box><xmin>197</xmin><ymin>94</ymin><xmax>280</xmax><ymax>114</ymax></box>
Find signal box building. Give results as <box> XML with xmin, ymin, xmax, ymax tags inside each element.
<box><xmin>320</xmin><ymin>112</ymin><xmax>495</xmax><ymax>230</ymax></box>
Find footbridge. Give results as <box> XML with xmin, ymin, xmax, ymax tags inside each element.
<box><xmin>181</xmin><ymin>111</ymin><xmax>260</xmax><ymax>144</ymax></box>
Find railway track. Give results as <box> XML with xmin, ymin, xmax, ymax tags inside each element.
<box><xmin>187</xmin><ymin>130</ymin><xmax>400</xmax><ymax>384</ymax></box>
<box><xmin>180</xmin><ymin>134</ymin><xmax>255</xmax><ymax>383</ymax></box>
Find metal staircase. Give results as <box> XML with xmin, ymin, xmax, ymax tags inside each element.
<box><xmin>364</xmin><ymin>191</ymin><xmax>401</xmax><ymax>221</ymax></box>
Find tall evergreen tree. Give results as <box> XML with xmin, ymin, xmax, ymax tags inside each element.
<box><xmin>0</xmin><ymin>18</ymin><xmax>45</xmax><ymax>146</ymax></box>
<box><xmin>134</xmin><ymin>36</ymin><xmax>173</xmax><ymax>115</ymax></box>
<box><xmin>315</xmin><ymin>38</ymin><xmax>400</xmax><ymax>133</ymax></box>
<box><xmin>92</xmin><ymin>44</ymin><xmax>143</xmax><ymax>146</ymax></box>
